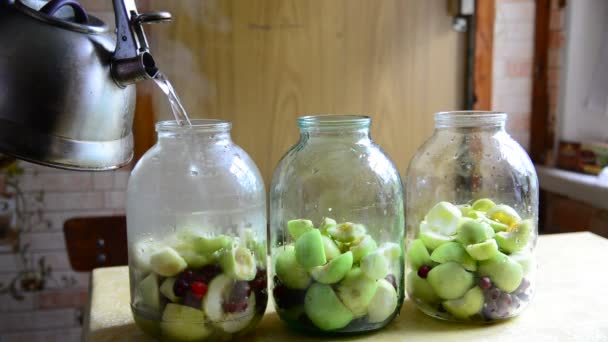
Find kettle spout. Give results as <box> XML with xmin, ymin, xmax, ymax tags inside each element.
<box><xmin>112</xmin><ymin>51</ymin><xmax>158</xmax><ymax>86</ymax></box>
<box><xmin>110</xmin><ymin>0</ymin><xmax>170</xmax><ymax>86</ymax></box>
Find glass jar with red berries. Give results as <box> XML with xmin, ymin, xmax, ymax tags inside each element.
<box><xmin>126</xmin><ymin>120</ymin><xmax>268</xmax><ymax>341</ymax></box>
<box><xmin>405</xmin><ymin>111</ymin><xmax>538</xmax><ymax>322</ymax></box>
<box><xmin>269</xmin><ymin>115</ymin><xmax>405</xmax><ymax>335</ymax></box>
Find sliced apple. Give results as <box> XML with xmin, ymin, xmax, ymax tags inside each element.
<box><xmin>426</xmin><ymin>262</ymin><xmax>474</xmax><ymax>300</ymax></box>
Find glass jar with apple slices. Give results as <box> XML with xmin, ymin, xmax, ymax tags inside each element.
<box><xmin>126</xmin><ymin>120</ymin><xmax>267</xmax><ymax>341</ymax></box>
<box><xmin>270</xmin><ymin>115</ymin><xmax>405</xmax><ymax>335</ymax></box>
<box><xmin>405</xmin><ymin>111</ymin><xmax>538</xmax><ymax>322</ymax></box>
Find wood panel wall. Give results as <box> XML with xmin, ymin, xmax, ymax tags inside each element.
<box><xmin>146</xmin><ymin>0</ymin><xmax>465</xmax><ymax>185</ymax></box>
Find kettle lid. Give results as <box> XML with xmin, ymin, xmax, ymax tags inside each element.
<box><xmin>13</xmin><ymin>0</ymin><xmax>108</xmax><ymax>34</ymax></box>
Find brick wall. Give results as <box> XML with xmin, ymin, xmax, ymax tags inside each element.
<box><xmin>0</xmin><ymin>162</ymin><xmax>129</xmax><ymax>342</ymax></box>
<box><xmin>492</xmin><ymin>0</ymin><xmax>537</xmax><ymax>150</ymax></box>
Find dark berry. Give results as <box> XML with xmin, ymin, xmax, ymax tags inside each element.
<box><xmin>479</xmin><ymin>277</ymin><xmax>492</xmax><ymax>289</ymax></box>
<box><xmin>198</xmin><ymin>264</ymin><xmax>222</xmax><ymax>282</ymax></box>
<box><xmin>385</xmin><ymin>274</ymin><xmax>397</xmax><ymax>290</ymax></box>
<box><xmin>514</xmin><ymin>278</ymin><xmax>530</xmax><ymax>294</ymax></box>
<box><xmin>231</xmin><ymin>281</ymin><xmax>252</xmax><ymax>300</ymax></box>
<box><xmin>182</xmin><ymin>291</ymin><xmax>202</xmax><ymax>309</ymax></box>
<box><xmin>173</xmin><ymin>278</ymin><xmax>189</xmax><ymax>297</ymax></box>
<box><xmin>250</xmin><ymin>268</ymin><xmax>267</xmax><ymax>291</ymax></box>
<box><xmin>498</xmin><ymin>293</ymin><xmax>513</xmax><ymax>307</ymax></box>
<box><xmin>489</xmin><ymin>288</ymin><xmax>501</xmax><ymax>301</ymax></box>
<box><xmin>190</xmin><ymin>281</ymin><xmax>208</xmax><ymax>298</ymax></box>
<box><xmin>223</xmin><ymin>301</ymin><xmax>249</xmax><ymax>313</ymax></box>
<box><xmin>273</xmin><ymin>284</ymin><xmax>305</xmax><ymax>309</ymax></box>
<box><xmin>417</xmin><ymin>265</ymin><xmax>431</xmax><ymax>278</ymax></box>
<box><xmin>180</xmin><ymin>270</ymin><xmax>195</xmax><ymax>282</ymax></box>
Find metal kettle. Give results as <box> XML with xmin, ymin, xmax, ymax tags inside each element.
<box><xmin>0</xmin><ymin>0</ymin><xmax>170</xmax><ymax>170</ymax></box>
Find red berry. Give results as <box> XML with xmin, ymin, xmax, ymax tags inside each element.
<box><xmin>479</xmin><ymin>277</ymin><xmax>492</xmax><ymax>289</ymax></box>
<box><xmin>190</xmin><ymin>281</ymin><xmax>208</xmax><ymax>298</ymax></box>
<box><xmin>417</xmin><ymin>265</ymin><xmax>431</xmax><ymax>278</ymax></box>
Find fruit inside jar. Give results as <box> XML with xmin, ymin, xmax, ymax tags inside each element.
<box><xmin>407</xmin><ymin>199</ymin><xmax>536</xmax><ymax>322</ymax></box>
<box><xmin>129</xmin><ymin>228</ymin><xmax>268</xmax><ymax>341</ymax></box>
<box><xmin>272</xmin><ymin>218</ymin><xmax>404</xmax><ymax>334</ymax></box>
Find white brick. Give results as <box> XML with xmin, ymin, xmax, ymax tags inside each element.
<box><xmin>0</xmin><ymin>309</ymin><xmax>79</xmax><ymax>333</ymax></box>
<box><xmin>494</xmin><ymin>41</ymin><xmax>535</xmax><ymax>58</ymax></box>
<box><xmin>42</xmin><ymin>192</ymin><xmax>104</xmax><ymax>211</ymax></box>
<box><xmin>496</xmin><ymin>1</ymin><xmax>535</xmax><ymax>23</ymax></box>
<box><xmin>0</xmin><ymin>254</ymin><xmax>21</xmax><ymax>273</ymax></box>
<box><xmin>92</xmin><ymin>172</ymin><xmax>115</xmax><ymax>190</ymax></box>
<box><xmin>493</xmin><ymin>78</ymin><xmax>533</xmax><ymax>97</ymax></box>
<box><xmin>1</xmin><ymin>328</ymin><xmax>81</xmax><ymax>342</ymax></box>
<box><xmin>20</xmin><ymin>232</ymin><xmax>66</xmax><ymax>251</ymax></box>
<box><xmin>47</xmin><ymin>270</ymin><xmax>90</xmax><ymax>290</ymax></box>
<box><xmin>18</xmin><ymin>173</ymin><xmax>93</xmax><ymax>192</ymax></box>
<box><xmin>29</xmin><ymin>210</ymin><xmax>120</xmax><ymax>232</ymax></box>
<box><xmin>113</xmin><ymin>171</ymin><xmax>130</xmax><ymax>189</ymax></box>
<box><xmin>492</xmin><ymin>94</ymin><xmax>532</xmax><ymax>114</ymax></box>
<box><xmin>32</xmin><ymin>251</ymin><xmax>71</xmax><ymax>271</ymax></box>
<box><xmin>0</xmin><ymin>292</ymin><xmax>36</xmax><ymax>312</ymax></box>
<box><xmin>104</xmin><ymin>191</ymin><xmax>126</xmax><ymax>210</ymax></box>
<box><xmin>19</xmin><ymin>162</ymin><xmax>62</xmax><ymax>174</ymax></box>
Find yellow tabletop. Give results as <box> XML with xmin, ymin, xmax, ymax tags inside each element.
<box><xmin>84</xmin><ymin>232</ymin><xmax>608</xmax><ymax>341</ymax></box>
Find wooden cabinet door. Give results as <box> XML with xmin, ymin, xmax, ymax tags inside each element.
<box><xmin>146</xmin><ymin>0</ymin><xmax>466</xmax><ymax>184</ymax></box>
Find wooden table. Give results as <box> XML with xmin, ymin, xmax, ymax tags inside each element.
<box><xmin>84</xmin><ymin>232</ymin><xmax>608</xmax><ymax>341</ymax></box>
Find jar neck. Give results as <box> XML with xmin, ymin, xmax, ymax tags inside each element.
<box><xmin>155</xmin><ymin>120</ymin><xmax>232</xmax><ymax>146</ymax></box>
<box><xmin>298</xmin><ymin>115</ymin><xmax>372</xmax><ymax>141</ymax></box>
<box><xmin>434</xmin><ymin>111</ymin><xmax>506</xmax><ymax>132</ymax></box>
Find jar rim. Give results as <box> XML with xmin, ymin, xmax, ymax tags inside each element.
<box><xmin>155</xmin><ymin>119</ymin><xmax>232</xmax><ymax>132</ymax></box>
<box><xmin>435</xmin><ymin>111</ymin><xmax>506</xmax><ymax>128</ymax></box>
<box><xmin>298</xmin><ymin>115</ymin><xmax>371</xmax><ymax>129</ymax></box>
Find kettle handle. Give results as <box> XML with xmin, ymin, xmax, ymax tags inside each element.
<box><xmin>40</xmin><ymin>0</ymin><xmax>89</xmax><ymax>24</ymax></box>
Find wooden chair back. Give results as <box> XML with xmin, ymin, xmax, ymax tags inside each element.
<box><xmin>63</xmin><ymin>216</ymin><xmax>128</xmax><ymax>271</ymax></box>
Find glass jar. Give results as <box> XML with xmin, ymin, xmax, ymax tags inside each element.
<box><xmin>127</xmin><ymin>120</ymin><xmax>267</xmax><ymax>341</ymax></box>
<box><xmin>270</xmin><ymin>115</ymin><xmax>404</xmax><ymax>335</ymax></box>
<box><xmin>405</xmin><ymin>111</ymin><xmax>538</xmax><ymax>322</ymax></box>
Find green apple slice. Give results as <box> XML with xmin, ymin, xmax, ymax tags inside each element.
<box><xmin>408</xmin><ymin>239</ymin><xmax>432</xmax><ymax>270</ymax></box>
<box><xmin>457</xmin><ymin>219</ymin><xmax>494</xmax><ymax>245</ymax></box>
<box><xmin>495</xmin><ymin>219</ymin><xmax>533</xmax><ymax>254</ymax></box>
<box><xmin>160</xmin><ymin>277</ymin><xmax>181</xmax><ymax>303</ymax></box>
<box><xmin>471</xmin><ymin>198</ymin><xmax>496</xmax><ymax>212</ymax></box>
<box><xmin>275</xmin><ymin>245</ymin><xmax>311</xmax><ymax>289</ymax></box>
<box><xmin>310</xmin><ymin>251</ymin><xmax>353</xmax><ymax>284</ymax></box>
<box><xmin>350</xmin><ymin>235</ymin><xmax>378</xmax><ymax>263</ymax></box>
<box><xmin>150</xmin><ymin>247</ymin><xmax>188</xmax><ymax>277</ymax></box>
<box><xmin>465</xmin><ymin>239</ymin><xmax>499</xmax><ymax>261</ymax></box>
<box><xmin>137</xmin><ymin>273</ymin><xmax>160</xmax><ymax>311</ymax></box>
<box><xmin>367</xmin><ymin>279</ymin><xmax>398</xmax><ymax>323</ymax></box>
<box><xmin>295</xmin><ymin>229</ymin><xmax>327</xmax><ymax>268</ymax></box>
<box><xmin>406</xmin><ymin>271</ymin><xmax>440</xmax><ymax>305</ymax></box>
<box><xmin>287</xmin><ymin>219</ymin><xmax>315</xmax><ymax>240</ymax></box>
<box><xmin>321</xmin><ymin>235</ymin><xmax>341</xmax><ymax>260</ymax></box>
<box><xmin>336</xmin><ymin>268</ymin><xmax>379</xmax><ymax>317</ymax></box>
<box><xmin>361</xmin><ymin>251</ymin><xmax>389</xmax><ymax>280</ymax></box>
<box><xmin>487</xmin><ymin>204</ymin><xmax>521</xmax><ymax>227</ymax></box>
<box><xmin>320</xmin><ymin>217</ymin><xmax>337</xmax><ymax>232</ymax></box>
<box><xmin>327</xmin><ymin>222</ymin><xmax>367</xmax><ymax>243</ymax></box>
<box><xmin>219</xmin><ymin>246</ymin><xmax>257</xmax><ymax>281</ymax></box>
<box><xmin>443</xmin><ymin>286</ymin><xmax>484</xmax><ymax>319</ymax></box>
<box><xmin>161</xmin><ymin>304</ymin><xmax>212</xmax><ymax>341</ymax></box>
<box><xmin>430</xmin><ymin>242</ymin><xmax>477</xmax><ymax>271</ymax></box>
<box><xmin>131</xmin><ymin>239</ymin><xmax>161</xmax><ymax>273</ymax></box>
<box><xmin>424</xmin><ymin>201</ymin><xmax>462</xmax><ymax>235</ymax></box>
<box><xmin>173</xmin><ymin>242</ymin><xmax>215</xmax><ymax>269</ymax></box>
<box><xmin>304</xmin><ymin>283</ymin><xmax>354</xmax><ymax>331</ymax></box>
<box><xmin>427</xmin><ymin>262</ymin><xmax>474</xmax><ymax>300</ymax></box>
<box><xmin>457</xmin><ymin>204</ymin><xmax>473</xmax><ymax>216</ymax></box>
<box><xmin>419</xmin><ymin>231</ymin><xmax>455</xmax><ymax>251</ymax></box>
<box><xmin>478</xmin><ymin>252</ymin><xmax>523</xmax><ymax>293</ymax></box>
<box><xmin>509</xmin><ymin>251</ymin><xmax>535</xmax><ymax>275</ymax></box>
